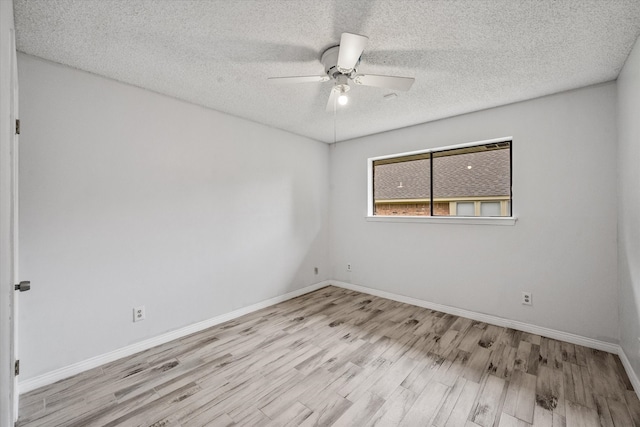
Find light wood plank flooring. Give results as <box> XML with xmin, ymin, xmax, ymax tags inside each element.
<box><xmin>18</xmin><ymin>286</ymin><xmax>640</xmax><ymax>426</ymax></box>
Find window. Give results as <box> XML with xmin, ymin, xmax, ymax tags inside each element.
<box><xmin>370</xmin><ymin>139</ymin><xmax>512</xmax><ymax>218</ymax></box>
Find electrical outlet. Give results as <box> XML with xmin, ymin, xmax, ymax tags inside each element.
<box><xmin>347</xmin><ymin>263</ymin><xmax>352</xmax><ymax>272</ymax></box>
<box><xmin>521</xmin><ymin>292</ymin><xmax>532</xmax><ymax>306</ymax></box>
<box><xmin>133</xmin><ymin>306</ymin><xmax>146</xmax><ymax>322</ymax></box>
<box><xmin>314</xmin><ymin>267</ymin><xmax>318</xmax><ymax>275</ymax></box>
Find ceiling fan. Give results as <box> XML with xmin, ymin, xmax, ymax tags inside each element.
<box><xmin>268</xmin><ymin>33</ymin><xmax>415</xmax><ymax>112</ymax></box>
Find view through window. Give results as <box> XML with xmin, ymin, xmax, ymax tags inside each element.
<box><xmin>372</xmin><ymin>141</ymin><xmax>511</xmax><ymax>217</ymax></box>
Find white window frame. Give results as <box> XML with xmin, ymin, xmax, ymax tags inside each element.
<box><xmin>366</xmin><ymin>136</ymin><xmax>517</xmax><ymax>226</ymax></box>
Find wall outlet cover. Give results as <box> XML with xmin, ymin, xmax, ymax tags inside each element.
<box><xmin>133</xmin><ymin>306</ymin><xmax>146</xmax><ymax>322</ymax></box>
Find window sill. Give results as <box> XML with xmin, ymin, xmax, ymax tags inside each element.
<box><xmin>366</xmin><ymin>215</ymin><xmax>517</xmax><ymax>226</ymax></box>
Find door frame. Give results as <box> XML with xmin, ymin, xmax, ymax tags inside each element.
<box><xmin>0</xmin><ymin>0</ymin><xmax>19</xmax><ymax>425</ymax></box>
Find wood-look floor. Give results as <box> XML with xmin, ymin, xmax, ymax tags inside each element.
<box><xmin>18</xmin><ymin>286</ymin><xmax>640</xmax><ymax>427</ymax></box>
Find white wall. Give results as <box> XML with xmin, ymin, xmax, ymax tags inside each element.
<box><xmin>617</xmin><ymin>36</ymin><xmax>640</xmax><ymax>382</ymax></box>
<box><xmin>329</xmin><ymin>83</ymin><xmax>619</xmax><ymax>343</ymax></box>
<box><xmin>17</xmin><ymin>54</ymin><xmax>330</xmax><ymax>380</ymax></box>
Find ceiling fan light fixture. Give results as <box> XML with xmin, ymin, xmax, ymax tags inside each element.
<box><xmin>335</xmin><ymin>82</ymin><xmax>350</xmax><ymax>106</ymax></box>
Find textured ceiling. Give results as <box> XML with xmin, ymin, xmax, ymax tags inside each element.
<box><xmin>13</xmin><ymin>0</ymin><xmax>640</xmax><ymax>143</ymax></box>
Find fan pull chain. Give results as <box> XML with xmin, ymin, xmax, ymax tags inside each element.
<box><xmin>333</xmin><ymin>96</ymin><xmax>337</xmax><ymax>144</ymax></box>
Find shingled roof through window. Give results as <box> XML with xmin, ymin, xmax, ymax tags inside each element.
<box><xmin>374</xmin><ymin>149</ymin><xmax>510</xmax><ymax>200</ymax></box>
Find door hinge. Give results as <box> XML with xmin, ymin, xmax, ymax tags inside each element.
<box><xmin>14</xmin><ymin>360</ymin><xmax>19</xmax><ymax>376</ymax></box>
<box><xmin>15</xmin><ymin>119</ymin><xmax>20</xmax><ymax>135</ymax></box>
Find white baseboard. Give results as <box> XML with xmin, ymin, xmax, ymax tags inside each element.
<box><xmin>18</xmin><ymin>281</ymin><xmax>331</xmax><ymax>394</ymax></box>
<box><xmin>618</xmin><ymin>346</ymin><xmax>640</xmax><ymax>400</ymax></box>
<box><xmin>329</xmin><ymin>281</ymin><xmax>619</xmax><ymax>353</ymax></box>
<box><xmin>20</xmin><ymin>279</ymin><xmax>639</xmax><ymax>399</ymax></box>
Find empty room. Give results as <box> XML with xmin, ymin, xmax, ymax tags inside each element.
<box><xmin>1</xmin><ymin>1</ymin><xmax>640</xmax><ymax>426</ymax></box>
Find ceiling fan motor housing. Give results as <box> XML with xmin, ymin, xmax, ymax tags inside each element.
<box><xmin>321</xmin><ymin>46</ymin><xmax>359</xmax><ymax>79</ymax></box>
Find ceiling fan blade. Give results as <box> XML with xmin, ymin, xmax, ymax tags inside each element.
<box><xmin>326</xmin><ymin>87</ymin><xmax>339</xmax><ymax>113</ymax></box>
<box><xmin>268</xmin><ymin>75</ymin><xmax>329</xmax><ymax>84</ymax></box>
<box><xmin>337</xmin><ymin>33</ymin><xmax>368</xmax><ymax>73</ymax></box>
<box><xmin>353</xmin><ymin>74</ymin><xmax>415</xmax><ymax>91</ymax></box>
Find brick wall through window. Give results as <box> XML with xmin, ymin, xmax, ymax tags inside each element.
<box><xmin>374</xmin><ymin>202</ymin><xmax>450</xmax><ymax>216</ymax></box>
